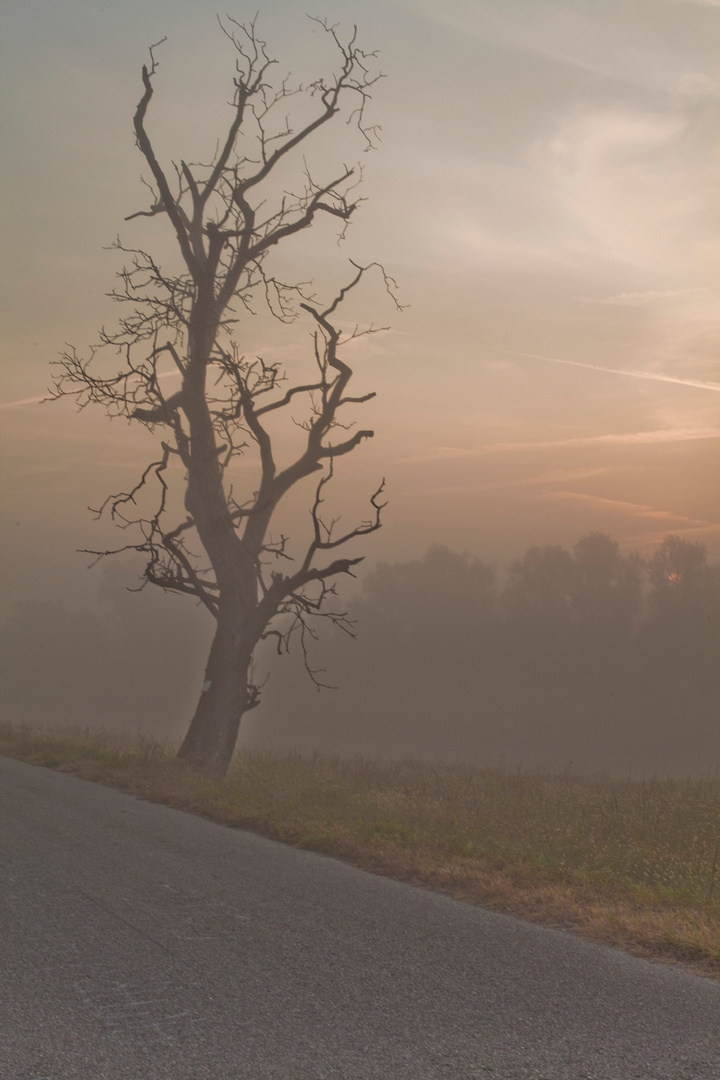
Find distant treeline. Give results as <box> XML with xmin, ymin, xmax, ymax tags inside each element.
<box><xmin>1</xmin><ymin>533</ymin><xmax>718</xmax><ymax>774</ymax></box>
<box><xmin>255</xmin><ymin>533</ymin><xmax>720</xmax><ymax>775</ymax></box>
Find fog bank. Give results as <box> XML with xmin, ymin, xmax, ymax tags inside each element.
<box><xmin>2</xmin><ymin>532</ymin><xmax>717</xmax><ymax>777</ymax></box>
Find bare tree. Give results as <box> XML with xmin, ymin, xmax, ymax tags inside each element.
<box><xmin>52</xmin><ymin>17</ymin><xmax>400</xmax><ymax>777</ymax></box>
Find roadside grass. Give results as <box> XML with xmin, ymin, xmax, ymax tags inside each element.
<box><xmin>2</xmin><ymin>721</ymin><xmax>718</xmax><ymax>978</ymax></box>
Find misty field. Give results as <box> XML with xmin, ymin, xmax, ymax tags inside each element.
<box><xmin>2</xmin><ymin>722</ymin><xmax>718</xmax><ymax>978</ymax></box>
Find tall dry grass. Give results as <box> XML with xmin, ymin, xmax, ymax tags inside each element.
<box><xmin>1</xmin><ymin>722</ymin><xmax>717</xmax><ymax>977</ymax></box>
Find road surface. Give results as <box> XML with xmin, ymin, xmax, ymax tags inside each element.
<box><xmin>1</xmin><ymin>755</ymin><xmax>718</xmax><ymax>1079</ymax></box>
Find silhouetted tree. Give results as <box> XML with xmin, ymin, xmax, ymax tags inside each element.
<box><xmin>359</xmin><ymin>546</ymin><xmax>496</xmax><ymax>630</ymax></box>
<box><xmin>571</xmin><ymin>532</ymin><xmax>643</xmax><ymax>638</ymax></box>
<box><xmin>333</xmin><ymin>534</ymin><xmax>719</xmax><ymax>772</ymax></box>
<box><xmin>51</xmin><ymin>19</ymin><xmax>398</xmax><ymax>776</ymax></box>
<box><xmin>640</xmin><ymin>535</ymin><xmax>720</xmax><ymax>675</ymax></box>
<box><xmin>355</xmin><ymin>545</ymin><xmax>498</xmax><ymax>693</ymax></box>
<box><xmin>503</xmin><ymin>544</ymin><xmax>575</xmax><ymax>623</ymax></box>
<box><xmin>501</xmin><ymin>543</ymin><xmax>578</xmax><ymax>691</ymax></box>
<box><xmin>645</xmin><ymin>536</ymin><xmax>720</xmax><ymax>628</ymax></box>
<box><xmin>634</xmin><ymin>536</ymin><xmax>720</xmax><ymax>771</ymax></box>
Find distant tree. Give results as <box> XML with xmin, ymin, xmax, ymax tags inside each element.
<box><xmin>646</xmin><ymin>536</ymin><xmax>719</xmax><ymax>615</ymax></box>
<box><xmin>570</xmin><ymin>532</ymin><xmax>643</xmax><ymax>638</ymax></box>
<box><xmin>503</xmin><ymin>544</ymin><xmax>575</xmax><ymax>623</ymax></box>
<box><xmin>634</xmin><ymin>536</ymin><xmax>720</xmax><ymax>770</ymax></box>
<box><xmin>51</xmin><ymin>19</ymin><xmax>399</xmax><ymax>776</ymax></box>
<box><xmin>360</xmin><ymin>545</ymin><xmax>496</xmax><ymax>626</ymax></box>
<box><xmin>643</xmin><ymin>536</ymin><xmax>720</xmax><ymax>654</ymax></box>
<box><xmin>354</xmin><ymin>545</ymin><xmax>498</xmax><ymax>687</ymax></box>
<box><xmin>503</xmin><ymin>534</ymin><xmax>642</xmax><ymax>636</ymax></box>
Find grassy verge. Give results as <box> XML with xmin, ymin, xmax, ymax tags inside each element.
<box><xmin>2</xmin><ymin>722</ymin><xmax>718</xmax><ymax>978</ymax></box>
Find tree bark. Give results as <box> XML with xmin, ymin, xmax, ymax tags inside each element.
<box><xmin>175</xmin><ymin>316</ymin><xmax>264</xmax><ymax>776</ymax></box>
<box><xmin>177</xmin><ymin>617</ymin><xmax>253</xmax><ymax>776</ymax></box>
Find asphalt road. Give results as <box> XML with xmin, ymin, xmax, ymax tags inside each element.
<box><xmin>1</xmin><ymin>756</ymin><xmax>718</xmax><ymax>1079</ymax></box>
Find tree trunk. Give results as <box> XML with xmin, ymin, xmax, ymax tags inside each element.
<box><xmin>177</xmin><ymin>619</ymin><xmax>253</xmax><ymax>777</ymax></box>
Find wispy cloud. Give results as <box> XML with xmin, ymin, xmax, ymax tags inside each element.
<box><xmin>674</xmin><ymin>70</ymin><xmax>720</xmax><ymax>96</ymax></box>
<box><xmin>581</xmin><ymin>288</ymin><xmax>703</xmax><ymax>307</ymax></box>
<box><xmin>541</xmin><ymin>491</ymin><xmax>720</xmax><ymax>545</ymax></box>
<box><xmin>397</xmin><ymin>1</ymin><xmax>696</xmax><ymax>92</ymax></box>
<box><xmin>534</xmin><ymin>103</ymin><xmax>719</xmax><ymax>274</ymax></box>
<box><xmin>404</xmin><ymin>466</ymin><xmax>614</xmax><ymax>498</ymax></box>
<box><xmin>402</xmin><ymin>426</ymin><xmax>720</xmax><ymax>464</ymax></box>
<box><xmin>0</xmin><ymin>368</ymin><xmax>185</xmax><ymax>411</ymax></box>
<box><xmin>0</xmin><ymin>394</ymin><xmax>49</xmax><ymax>409</ymax></box>
<box><xmin>672</xmin><ymin>0</ymin><xmax>720</xmax><ymax>9</ymax></box>
<box><xmin>552</xmin><ymin>493</ymin><xmax>720</xmax><ymax>547</ymax></box>
<box><xmin>503</xmin><ymin>466</ymin><xmax>612</xmax><ymax>488</ymax></box>
<box><xmin>624</xmin><ymin>523</ymin><xmax>720</xmax><ymax>549</ymax></box>
<box><xmin>541</xmin><ymin>489</ymin><xmax>715</xmax><ymax>528</ymax></box>
<box><xmin>499</xmin><ymin>348</ymin><xmax>720</xmax><ymax>392</ymax></box>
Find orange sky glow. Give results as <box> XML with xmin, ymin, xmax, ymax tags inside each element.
<box><xmin>1</xmin><ymin>0</ymin><xmax>718</xmax><ymax>611</ymax></box>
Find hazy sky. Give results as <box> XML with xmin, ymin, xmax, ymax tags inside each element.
<box><xmin>1</xmin><ymin>0</ymin><xmax>718</xmax><ymax>610</ymax></box>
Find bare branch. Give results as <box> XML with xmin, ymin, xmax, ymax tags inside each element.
<box><xmin>56</xmin><ymin>16</ymin><xmax>397</xmax><ymax>778</ymax></box>
<box><xmin>132</xmin><ymin>40</ymin><xmax>202</xmax><ymax>280</ymax></box>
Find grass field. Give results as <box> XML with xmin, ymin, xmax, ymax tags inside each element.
<box><xmin>2</xmin><ymin>721</ymin><xmax>718</xmax><ymax>978</ymax></box>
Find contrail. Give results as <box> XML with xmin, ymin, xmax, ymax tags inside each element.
<box><xmin>498</xmin><ymin>348</ymin><xmax>720</xmax><ymax>393</ymax></box>
<box><xmin>0</xmin><ymin>394</ymin><xmax>49</xmax><ymax>409</ymax></box>
<box><xmin>0</xmin><ymin>370</ymin><xmax>182</xmax><ymax>410</ymax></box>
<box><xmin>402</xmin><ymin>426</ymin><xmax>720</xmax><ymax>463</ymax></box>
